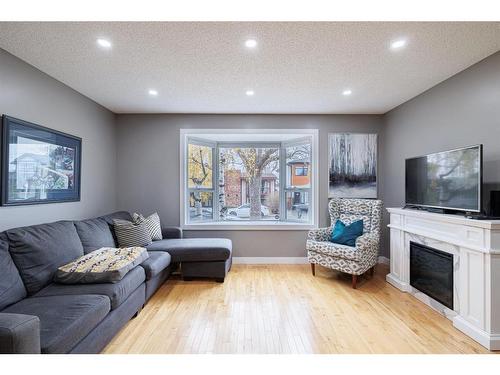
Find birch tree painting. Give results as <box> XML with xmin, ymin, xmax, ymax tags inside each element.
<box><xmin>328</xmin><ymin>133</ymin><xmax>377</xmax><ymax>198</ymax></box>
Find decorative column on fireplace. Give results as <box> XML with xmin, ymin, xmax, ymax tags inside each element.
<box><xmin>386</xmin><ymin>207</ymin><xmax>500</xmax><ymax>351</ymax></box>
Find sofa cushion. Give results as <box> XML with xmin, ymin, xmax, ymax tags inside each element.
<box><xmin>3</xmin><ymin>294</ymin><xmax>110</xmax><ymax>354</ymax></box>
<box><xmin>55</xmin><ymin>247</ymin><xmax>149</xmax><ymax>284</ymax></box>
<box><xmin>307</xmin><ymin>239</ymin><xmax>360</xmax><ymax>261</ymax></box>
<box><xmin>54</xmin><ymin>247</ymin><xmax>149</xmax><ymax>284</ymax></box>
<box><xmin>6</xmin><ymin>221</ymin><xmax>84</xmax><ymax>295</ymax></box>
<box><xmin>35</xmin><ymin>266</ymin><xmax>145</xmax><ymax>310</ymax></box>
<box><xmin>146</xmin><ymin>238</ymin><xmax>232</xmax><ymax>262</ymax></box>
<box><xmin>98</xmin><ymin>211</ymin><xmax>134</xmax><ymax>247</ymax></box>
<box><xmin>140</xmin><ymin>251</ymin><xmax>171</xmax><ymax>279</ymax></box>
<box><xmin>99</xmin><ymin>211</ymin><xmax>133</xmax><ymax>225</ymax></box>
<box><xmin>0</xmin><ymin>237</ymin><xmax>27</xmax><ymax>310</ymax></box>
<box><xmin>74</xmin><ymin>218</ymin><xmax>116</xmax><ymax>254</ymax></box>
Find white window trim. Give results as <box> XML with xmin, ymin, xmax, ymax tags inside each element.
<box><xmin>180</xmin><ymin>128</ymin><xmax>319</xmax><ymax>231</ymax></box>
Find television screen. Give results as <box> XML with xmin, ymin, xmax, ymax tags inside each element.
<box><xmin>405</xmin><ymin>145</ymin><xmax>482</xmax><ymax>212</ymax></box>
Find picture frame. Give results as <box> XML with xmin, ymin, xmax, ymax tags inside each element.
<box><xmin>328</xmin><ymin>133</ymin><xmax>377</xmax><ymax>199</ymax></box>
<box><xmin>1</xmin><ymin>115</ymin><xmax>82</xmax><ymax>206</ymax></box>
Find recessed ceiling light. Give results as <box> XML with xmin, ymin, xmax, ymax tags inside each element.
<box><xmin>390</xmin><ymin>39</ymin><xmax>407</xmax><ymax>50</ymax></box>
<box><xmin>245</xmin><ymin>39</ymin><xmax>257</xmax><ymax>49</ymax></box>
<box><xmin>148</xmin><ymin>89</ymin><xmax>158</xmax><ymax>96</ymax></box>
<box><xmin>342</xmin><ymin>89</ymin><xmax>352</xmax><ymax>96</ymax></box>
<box><xmin>96</xmin><ymin>38</ymin><xmax>112</xmax><ymax>49</ymax></box>
<box><xmin>246</xmin><ymin>90</ymin><xmax>255</xmax><ymax>96</ymax></box>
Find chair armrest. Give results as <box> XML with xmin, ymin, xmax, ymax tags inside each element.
<box><xmin>161</xmin><ymin>226</ymin><xmax>183</xmax><ymax>239</ymax></box>
<box><xmin>0</xmin><ymin>313</ymin><xmax>41</xmax><ymax>354</ymax></box>
<box><xmin>355</xmin><ymin>233</ymin><xmax>379</xmax><ymax>254</ymax></box>
<box><xmin>307</xmin><ymin>227</ymin><xmax>332</xmax><ymax>242</ymax></box>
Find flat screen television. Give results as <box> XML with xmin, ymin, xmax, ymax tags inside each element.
<box><xmin>405</xmin><ymin>145</ymin><xmax>483</xmax><ymax>213</ymax></box>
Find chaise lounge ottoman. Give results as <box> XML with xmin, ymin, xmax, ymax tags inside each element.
<box><xmin>146</xmin><ymin>238</ymin><xmax>232</xmax><ymax>282</ymax></box>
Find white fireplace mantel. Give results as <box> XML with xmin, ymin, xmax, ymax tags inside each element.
<box><xmin>386</xmin><ymin>207</ymin><xmax>500</xmax><ymax>351</ymax></box>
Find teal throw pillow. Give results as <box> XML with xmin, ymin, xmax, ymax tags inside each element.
<box><xmin>330</xmin><ymin>219</ymin><xmax>363</xmax><ymax>247</ymax></box>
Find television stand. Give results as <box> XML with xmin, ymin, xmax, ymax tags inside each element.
<box><xmin>402</xmin><ymin>206</ymin><xmax>490</xmax><ymax>218</ymax></box>
<box><xmin>403</xmin><ymin>204</ymin><xmax>426</xmax><ymax>211</ymax></box>
<box><xmin>387</xmin><ymin>207</ymin><xmax>500</xmax><ymax>350</ymax></box>
<box><xmin>465</xmin><ymin>214</ymin><xmax>500</xmax><ymax>220</ymax></box>
<box><xmin>426</xmin><ymin>207</ymin><xmax>446</xmax><ymax>214</ymax></box>
<box><xmin>403</xmin><ymin>205</ymin><xmax>446</xmax><ymax>214</ymax></box>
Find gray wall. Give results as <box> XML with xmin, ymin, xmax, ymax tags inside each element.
<box><xmin>4</xmin><ymin>45</ymin><xmax>496</xmax><ymax>259</ymax></box>
<box><xmin>115</xmin><ymin>114</ymin><xmax>384</xmax><ymax>257</ymax></box>
<box><xmin>0</xmin><ymin>49</ymin><xmax>117</xmax><ymax>231</ymax></box>
<box><xmin>381</xmin><ymin>51</ymin><xmax>500</xmax><ymax>252</ymax></box>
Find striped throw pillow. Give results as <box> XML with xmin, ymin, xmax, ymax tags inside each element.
<box><xmin>132</xmin><ymin>212</ymin><xmax>163</xmax><ymax>241</ymax></box>
<box><xmin>113</xmin><ymin>219</ymin><xmax>152</xmax><ymax>247</ymax></box>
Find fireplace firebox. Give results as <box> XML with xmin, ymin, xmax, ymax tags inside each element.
<box><xmin>409</xmin><ymin>241</ymin><xmax>454</xmax><ymax>309</ymax></box>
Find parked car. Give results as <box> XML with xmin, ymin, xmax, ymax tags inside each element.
<box><xmin>228</xmin><ymin>204</ymin><xmax>271</xmax><ymax>218</ymax></box>
<box><xmin>189</xmin><ymin>207</ymin><xmax>213</xmax><ymax>220</ymax></box>
<box><xmin>292</xmin><ymin>203</ymin><xmax>309</xmax><ymax>219</ymax></box>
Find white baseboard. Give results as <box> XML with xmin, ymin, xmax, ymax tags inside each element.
<box><xmin>453</xmin><ymin>315</ymin><xmax>500</xmax><ymax>350</ymax></box>
<box><xmin>386</xmin><ymin>272</ymin><xmax>410</xmax><ymax>292</ymax></box>
<box><xmin>233</xmin><ymin>256</ymin><xmax>390</xmax><ymax>265</ymax></box>
<box><xmin>233</xmin><ymin>257</ymin><xmax>308</xmax><ymax>264</ymax></box>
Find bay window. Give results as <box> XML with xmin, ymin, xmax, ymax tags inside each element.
<box><xmin>181</xmin><ymin>129</ymin><xmax>318</xmax><ymax>229</ymax></box>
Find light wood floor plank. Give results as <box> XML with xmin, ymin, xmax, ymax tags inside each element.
<box><xmin>103</xmin><ymin>264</ymin><xmax>490</xmax><ymax>354</ymax></box>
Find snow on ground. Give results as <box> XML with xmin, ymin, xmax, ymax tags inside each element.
<box><xmin>329</xmin><ymin>182</ymin><xmax>377</xmax><ymax>198</ymax></box>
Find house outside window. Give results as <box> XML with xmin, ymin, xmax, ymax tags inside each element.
<box><xmin>295</xmin><ymin>166</ymin><xmax>308</xmax><ymax>176</ymax></box>
<box><xmin>180</xmin><ymin>129</ymin><xmax>318</xmax><ymax>229</ymax></box>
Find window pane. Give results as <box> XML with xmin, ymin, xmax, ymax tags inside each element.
<box><xmin>286</xmin><ymin>143</ymin><xmax>311</xmax><ymax>188</ymax></box>
<box><xmin>218</xmin><ymin>147</ymin><xmax>280</xmax><ymax>221</ymax></box>
<box><xmin>286</xmin><ymin>191</ymin><xmax>310</xmax><ymax>222</ymax></box>
<box><xmin>187</xmin><ymin>143</ymin><xmax>213</xmax><ymax>189</ymax></box>
<box><xmin>189</xmin><ymin>191</ymin><xmax>213</xmax><ymax>222</ymax></box>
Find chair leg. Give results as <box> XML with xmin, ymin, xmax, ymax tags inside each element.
<box><xmin>370</xmin><ymin>266</ymin><xmax>375</xmax><ymax>277</ymax></box>
<box><xmin>311</xmin><ymin>263</ymin><xmax>316</xmax><ymax>276</ymax></box>
<box><xmin>352</xmin><ymin>274</ymin><xmax>357</xmax><ymax>289</ymax></box>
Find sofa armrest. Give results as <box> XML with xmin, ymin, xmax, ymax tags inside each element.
<box><xmin>161</xmin><ymin>226</ymin><xmax>183</xmax><ymax>239</ymax></box>
<box><xmin>307</xmin><ymin>227</ymin><xmax>332</xmax><ymax>242</ymax></box>
<box><xmin>355</xmin><ymin>233</ymin><xmax>379</xmax><ymax>255</ymax></box>
<box><xmin>0</xmin><ymin>313</ymin><xmax>41</xmax><ymax>354</ymax></box>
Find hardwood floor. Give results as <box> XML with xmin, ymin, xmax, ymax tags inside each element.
<box><xmin>103</xmin><ymin>264</ymin><xmax>489</xmax><ymax>354</ymax></box>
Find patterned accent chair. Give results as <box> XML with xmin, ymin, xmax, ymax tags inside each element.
<box><xmin>307</xmin><ymin>198</ymin><xmax>383</xmax><ymax>288</ymax></box>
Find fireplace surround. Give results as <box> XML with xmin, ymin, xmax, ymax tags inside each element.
<box><xmin>387</xmin><ymin>207</ymin><xmax>500</xmax><ymax>350</ymax></box>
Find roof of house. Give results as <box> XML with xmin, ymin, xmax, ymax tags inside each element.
<box><xmin>287</xmin><ymin>159</ymin><xmax>310</xmax><ymax>165</ymax></box>
<box><xmin>10</xmin><ymin>153</ymin><xmax>50</xmax><ymax>165</ymax></box>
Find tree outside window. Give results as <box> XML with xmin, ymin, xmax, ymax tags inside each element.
<box><xmin>183</xmin><ymin>132</ymin><xmax>315</xmax><ymax>226</ymax></box>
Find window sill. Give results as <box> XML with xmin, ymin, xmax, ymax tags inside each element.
<box><xmin>182</xmin><ymin>221</ymin><xmax>316</xmax><ymax>231</ymax></box>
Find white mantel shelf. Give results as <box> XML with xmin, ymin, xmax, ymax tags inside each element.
<box><xmin>388</xmin><ymin>207</ymin><xmax>500</xmax><ymax>231</ymax></box>
<box><xmin>386</xmin><ymin>207</ymin><xmax>500</xmax><ymax>351</ymax></box>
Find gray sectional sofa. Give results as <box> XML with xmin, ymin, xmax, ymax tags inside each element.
<box><xmin>0</xmin><ymin>211</ymin><xmax>232</xmax><ymax>354</ymax></box>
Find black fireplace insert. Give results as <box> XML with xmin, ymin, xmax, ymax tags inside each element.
<box><xmin>409</xmin><ymin>241</ymin><xmax>454</xmax><ymax>309</ymax></box>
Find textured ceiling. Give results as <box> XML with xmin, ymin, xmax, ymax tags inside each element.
<box><xmin>0</xmin><ymin>22</ymin><xmax>499</xmax><ymax>114</ymax></box>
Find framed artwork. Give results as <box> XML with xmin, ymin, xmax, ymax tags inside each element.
<box><xmin>1</xmin><ymin>115</ymin><xmax>82</xmax><ymax>206</ymax></box>
<box><xmin>328</xmin><ymin>133</ymin><xmax>377</xmax><ymax>198</ymax></box>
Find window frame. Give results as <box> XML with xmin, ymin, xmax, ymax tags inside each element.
<box><xmin>180</xmin><ymin>129</ymin><xmax>319</xmax><ymax>230</ymax></box>
<box><xmin>185</xmin><ymin>137</ymin><xmax>216</xmax><ymax>223</ymax></box>
<box><xmin>282</xmin><ymin>137</ymin><xmax>313</xmax><ymax>223</ymax></box>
